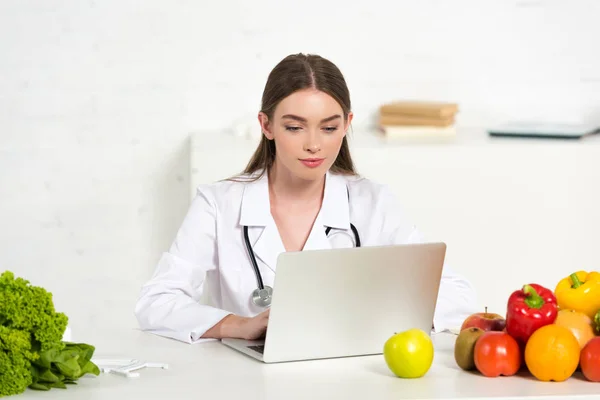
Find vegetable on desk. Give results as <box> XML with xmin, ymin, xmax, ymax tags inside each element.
<box><xmin>580</xmin><ymin>336</ymin><xmax>600</xmax><ymax>382</ymax></box>
<box><xmin>505</xmin><ymin>283</ymin><xmax>558</xmax><ymax>345</ymax></box>
<box><xmin>0</xmin><ymin>271</ymin><xmax>100</xmax><ymax>397</ymax></box>
<box><xmin>473</xmin><ymin>331</ymin><xmax>521</xmax><ymax>378</ymax></box>
<box><xmin>29</xmin><ymin>342</ymin><xmax>100</xmax><ymax>391</ymax></box>
<box><xmin>554</xmin><ymin>271</ymin><xmax>600</xmax><ymax>320</ymax></box>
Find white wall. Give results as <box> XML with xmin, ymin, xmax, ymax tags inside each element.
<box><xmin>1</xmin><ymin>1</ymin><xmax>599</xmax><ymax>335</ymax></box>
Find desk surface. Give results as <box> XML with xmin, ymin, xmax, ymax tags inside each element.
<box><xmin>17</xmin><ymin>328</ymin><xmax>600</xmax><ymax>400</ymax></box>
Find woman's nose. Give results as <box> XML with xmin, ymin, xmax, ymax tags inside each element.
<box><xmin>304</xmin><ymin>133</ymin><xmax>321</xmax><ymax>153</ymax></box>
<box><xmin>304</xmin><ymin>143</ymin><xmax>321</xmax><ymax>153</ymax></box>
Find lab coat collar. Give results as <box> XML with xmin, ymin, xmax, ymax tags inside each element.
<box><xmin>239</xmin><ymin>171</ymin><xmax>271</xmax><ymax>227</ymax></box>
<box><xmin>239</xmin><ymin>170</ymin><xmax>351</xmax><ymax>272</ymax></box>
<box><xmin>319</xmin><ymin>171</ymin><xmax>351</xmax><ymax>231</ymax></box>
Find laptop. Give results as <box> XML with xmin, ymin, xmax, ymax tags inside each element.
<box><xmin>487</xmin><ymin>122</ymin><xmax>600</xmax><ymax>140</ymax></box>
<box><xmin>221</xmin><ymin>242</ymin><xmax>446</xmax><ymax>363</ymax></box>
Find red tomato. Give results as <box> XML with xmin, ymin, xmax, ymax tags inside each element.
<box><xmin>474</xmin><ymin>331</ymin><xmax>521</xmax><ymax>377</ymax></box>
<box><xmin>580</xmin><ymin>336</ymin><xmax>600</xmax><ymax>382</ymax></box>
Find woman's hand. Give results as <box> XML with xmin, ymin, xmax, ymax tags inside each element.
<box><xmin>203</xmin><ymin>309</ymin><xmax>270</xmax><ymax>340</ymax></box>
<box><xmin>237</xmin><ymin>308</ymin><xmax>270</xmax><ymax>340</ymax></box>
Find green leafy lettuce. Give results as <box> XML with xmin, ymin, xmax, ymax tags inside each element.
<box><xmin>0</xmin><ymin>271</ymin><xmax>100</xmax><ymax>397</ymax></box>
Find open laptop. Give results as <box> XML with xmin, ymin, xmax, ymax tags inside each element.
<box><xmin>221</xmin><ymin>242</ymin><xmax>446</xmax><ymax>363</ymax></box>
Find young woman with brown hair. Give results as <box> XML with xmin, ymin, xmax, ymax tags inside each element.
<box><xmin>135</xmin><ymin>53</ymin><xmax>478</xmax><ymax>343</ymax></box>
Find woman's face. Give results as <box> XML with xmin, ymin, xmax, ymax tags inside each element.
<box><xmin>259</xmin><ymin>89</ymin><xmax>353</xmax><ymax>182</ymax></box>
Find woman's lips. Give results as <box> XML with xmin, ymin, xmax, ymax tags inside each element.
<box><xmin>299</xmin><ymin>158</ymin><xmax>325</xmax><ymax>168</ymax></box>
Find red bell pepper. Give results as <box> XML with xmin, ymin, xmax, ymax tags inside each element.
<box><xmin>505</xmin><ymin>283</ymin><xmax>558</xmax><ymax>345</ymax></box>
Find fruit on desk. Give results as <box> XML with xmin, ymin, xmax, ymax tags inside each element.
<box><xmin>580</xmin><ymin>337</ymin><xmax>600</xmax><ymax>382</ymax></box>
<box><xmin>460</xmin><ymin>307</ymin><xmax>506</xmax><ymax>332</ymax></box>
<box><xmin>454</xmin><ymin>327</ymin><xmax>485</xmax><ymax>371</ymax></box>
<box><xmin>524</xmin><ymin>324</ymin><xmax>580</xmax><ymax>382</ymax></box>
<box><xmin>554</xmin><ymin>271</ymin><xmax>600</xmax><ymax>320</ymax></box>
<box><xmin>473</xmin><ymin>331</ymin><xmax>521</xmax><ymax>377</ymax></box>
<box><xmin>553</xmin><ymin>309</ymin><xmax>596</xmax><ymax>349</ymax></box>
<box><xmin>383</xmin><ymin>328</ymin><xmax>434</xmax><ymax>378</ymax></box>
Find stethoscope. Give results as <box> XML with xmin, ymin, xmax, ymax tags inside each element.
<box><xmin>243</xmin><ymin>224</ymin><xmax>361</xmax><ymax>308</ymax></box>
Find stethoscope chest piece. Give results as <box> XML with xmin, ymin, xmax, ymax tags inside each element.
<box><xmin>252</xmin><ymin>286</ymin><xmax>273</xmax><ymax>308</ymax></box>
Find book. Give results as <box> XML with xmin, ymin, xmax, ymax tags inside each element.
<box><xmin>380</xmin><ymin>125</ymin><xmax>457</xmax><ymax>139</ymax></box>
<box><xmin>379</xmin><ymin>114</ymin><xmax>455</xmax><ymax>127</ymax></box>
<box><xmin>379</xmin><ymin>101</ymin><xmax>459</xmax><ymax>119</ymax></box>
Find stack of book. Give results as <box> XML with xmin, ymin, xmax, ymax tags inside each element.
<box><xmin>378</xmin><ymin>101</ymin><xmax>459</xmax><ymax>140</ymax></box>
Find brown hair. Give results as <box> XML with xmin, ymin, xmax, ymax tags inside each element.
<box><xmin>233</xmin><ymin>53</ymin><xmax>357</xmax><ymax>181</ymax></box>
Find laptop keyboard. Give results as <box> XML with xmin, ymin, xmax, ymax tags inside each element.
<box><xmin>248</xmin><ymin>345</ymin><xmax>265</xmax><ymax>354</ymax></box>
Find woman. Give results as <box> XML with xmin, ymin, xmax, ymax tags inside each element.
<box><xmin>134</xmin><ymin>53</ymin><xmax>478</xmax><ymax>343</ymax></box>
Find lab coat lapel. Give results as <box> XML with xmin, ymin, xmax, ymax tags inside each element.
<box><xmin>303</xmin><ymin>172</ymin><xmax>351</xmax><ymax>251</ymax></box>
<box><xmin>239</xmin><ymin>171</ymin><xmax>285</xmax><ymax>274</ymax></box>
<box><xmin>251</xmin><ymin>222</ymin><xmax>285</xmax><ymax>274</ymax></box>
<box><xmin>302</xmin><ymin>213</ymin><xmax>331</xmax><ymax>251</ymax></box>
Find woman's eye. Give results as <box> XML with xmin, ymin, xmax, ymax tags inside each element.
<box><xmin>284</xmin><ymin>126</ymin><xmax>338</xmax><ymax>132</ymax></box>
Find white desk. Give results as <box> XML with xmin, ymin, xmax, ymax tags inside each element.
<box><xmin>17</xmin><ymin>328</ymin><xmax>600</xmax><ymax>400</ymax></box>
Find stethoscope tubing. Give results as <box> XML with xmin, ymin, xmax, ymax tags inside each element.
<box><xmin>243</xmin><ymin>225</ymin><xmax>266</xmax><ymax>290</ymax></box>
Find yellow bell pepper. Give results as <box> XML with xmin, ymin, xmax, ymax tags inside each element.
<box><xmin>554</xmin><ymin>271</ymin><xmax>600</xmax><ymax>320</ymax></box>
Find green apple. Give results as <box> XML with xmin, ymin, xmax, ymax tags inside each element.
<box><xmin>383</xmin><ymin>328</ymin><xmax>434</xmax><ymax>378</ymax></box>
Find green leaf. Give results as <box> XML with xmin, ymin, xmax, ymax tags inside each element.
<box><xmin>49</xmin><ymin>381</ymin><xmax>67</xmax><ymax>389</ymax></box>
<box><xmin>54</xmin><ymin>358</ymin><xmax>81</xmax><ymax>378</ymax></box>
<box><xmin>78</xmin><ymin>345</ymin><xmax>95</xmax><ymax>364</ymax></box>
<box><xmin>33</xmin><ymin>347</ymin><xmax>60</xmax><ymax>369</ymax></box>
<box><xmin>37</xmin><ymin>368</ymin><xmax>60</xmax><ymax>383</ymax></box>
<box><xmin>54</xmin><ymin>349</ymin><xmax>79</xmax><ymax>364</ymax></box>
<box><xmin>51</xmin><ymin>372</ymin><xmax>65</xmax><ymax>382</ymax></box>
<box><xmin>64</xmin><ymin>342</ymin><xmax>96</xmax><ymax>365</ymax></box>
<box><xmin>80</xmin><ymin>360</ymin><xmax>101</xmax><ymax>376</ymax></box>
<box><xmin>31</xmin><ymin>344</ymin><xmax>63</xmax><ymax>373</ymax></box>
<box><xmin>29</xmin><ymin>382</ymin><xmax>51</xmax><ymax>391</ymax></box>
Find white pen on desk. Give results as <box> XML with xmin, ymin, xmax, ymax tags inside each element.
<box><xmin>109</xmin><ymin>369</ymin><xmax>140</xmax><ymax>378</ymax></box>
<box><xmin>93</xmin><ymin>358</ymin><xmax>170</xmax><ymax>378</ymax></box>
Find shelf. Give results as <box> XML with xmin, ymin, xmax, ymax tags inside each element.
<box><xmin>191</xmin><ymin>125</ymin><xmax>600</xmax><ymax>151</ymax></box>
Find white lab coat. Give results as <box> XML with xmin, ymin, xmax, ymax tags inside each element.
<box><xmin>134</xmin><ymin>170</ymin><xmax>478</xmax><ymax>343</ymax></box>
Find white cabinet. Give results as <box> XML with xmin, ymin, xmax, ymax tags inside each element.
<box><xmin>190</xmin><ymin>128</ymin><xmax>600</xmax><ymax>316</ymax></box>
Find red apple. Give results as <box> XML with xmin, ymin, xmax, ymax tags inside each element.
<box><xmin>461</xmin><ymin>307</ymin><xmax>506</xmax><ymax>332</ymax></box>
